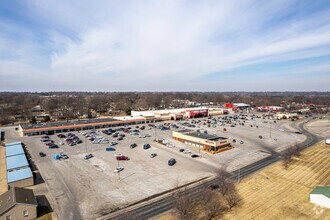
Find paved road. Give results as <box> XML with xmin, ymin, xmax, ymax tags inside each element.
<box><xmin>98</xmin><ymin>118</ymin><xmax>321</xmax><ymax>220</ymax></box>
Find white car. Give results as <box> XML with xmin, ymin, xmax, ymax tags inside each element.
<box><xmin>114</xmin><ymin>167</ymin><xmax>124</xmax><ymax>173</ymax></box>
<box><xmin>114</xmin><ymin>153</ymin><xmax>122</xmax><ymax>157</ymax></box>
<box><xmin>139</xmin><ymin>135</ymin><xmax>146</xmax><ymax>138</ymax></box>
<box><xmin>278</xmin><ymin>129</ymin><xmax>284</xmax><ymax>132</ymax></box>
<box><xmin>184</xmin><ymin>149</ymin><xmax>191</xmax><ymax>154</ymax></box>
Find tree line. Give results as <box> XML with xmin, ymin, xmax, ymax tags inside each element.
<box><xmin>0</xmin><ymin>92</ymin><xmax>329</xmax><ymax>125</ymax></box>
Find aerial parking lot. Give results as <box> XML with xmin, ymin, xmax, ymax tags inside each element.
<box><xmin>1</xmin><ymin>112</ymin><xmax>306</xmax><ymax>219</ymax></box>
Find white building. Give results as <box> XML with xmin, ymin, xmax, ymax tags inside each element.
<box><xmin>310</xmin><ymin>186</ymin><xmax>330</xmax><ymax>208</ymax></box>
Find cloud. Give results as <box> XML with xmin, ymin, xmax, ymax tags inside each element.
<box><xmin>0</xmin><ymin>0</ymin><xmax>329</xmax><ymax>91</ymax></box>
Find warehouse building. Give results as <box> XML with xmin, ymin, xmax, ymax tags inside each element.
<box><xmin>5</xmin><ymin>142</ymin><xmax>25</xmax><ymax>157</ymax></box>
<box><xmin>172</xmin><ymin>130</ymin><xmax>231</xmax><ymax>154</ymax></box>
<box><xmin>5</xmin><ymin>142</ymin><xmax>33</xmax><ymax>188</ymax></box>
<box><xmin>0</xmin><ymin>187</ymin><xmax>37</xmax><ymax>220</ymax></box>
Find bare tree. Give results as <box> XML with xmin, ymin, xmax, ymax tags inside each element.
<box><xmin>174</xmin><ymin>192</ymin><xmax>196</xmax><ymax>220</ymax></box>
<box><xmin>202</xmin><ymin>190</ymin><xmax>223</xmax><ymax>220</ymax></box>
<box><xmin>224</xmin><ymin>187</ymin><xmax>241</xmax><ymax>210</ymax></box>
<box><xmin>291</xmin><ymin>144</ymin><xmax>302</xmax><ymax>157</ymax></box>
<box><xmin>214</xmin><ymin>168</ymin><xmax>234</xmax><ymax>196</ymax></box>
<box><xmin>281</xmin><ymin>148</ymin><xmax>293</xmax><ymax>169</ymax></box>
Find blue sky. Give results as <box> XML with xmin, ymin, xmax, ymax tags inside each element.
<box><xmin>0</xmin><ymin>0</ymin><xmax>330</xmax><ymax>91</ymax></box>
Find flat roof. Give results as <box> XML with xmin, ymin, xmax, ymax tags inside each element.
<box><xmin>310</xmin><ymin>186</ymin><xmax>330</xmax><ymax>198</ymax></box>
<box><xmin>6</xmin><ymin>154</ymin><xmax>29</xmax><ymax>171</ymax></box>
<box><xmin>20</xmin><ymin>117</ymin><xmax>119</xmax><ymax>130</ymax></box>
<box><xmin>5</xmin><ymin>141</ymin><xmax>22</xmax><ymax>147</ymax></box>
<box><xmin>178</xmin><ymin>129</ymin><xmax>193</xmax><ymax>133</ymax></box>
<box><xmin>7</xmin><ymin>167</ymin><xmax>33</xmax><ymax>183</ymax></box>
<box><xmin>5</xmin><ymin>143</ymin><xmax>24</xmax><ymax>157</ymax></box>
<box><xmin>185</xmin><ymin>132</ymin><xmax>227</xmax><ymax>141</ymax></box>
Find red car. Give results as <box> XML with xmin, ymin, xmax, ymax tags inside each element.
<box><xmin>116</xmin><ymin>156</ymin><xmax>130</xmax><ymax>161</ymax></box>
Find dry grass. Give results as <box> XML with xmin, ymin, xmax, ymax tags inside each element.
<box><xmin>154</xmin><ymin>142</ymin><xmax>330</xmax><ymax>220</ymax></box>
<box><xmin>0</xmin><ymin>146</ymin><xmax>8</xmax><ymax>194</ymax></box>
<box><xmin>223</xmin><ymin>142</ymin><xmax>330</xmax><ymax>220</ymax></box>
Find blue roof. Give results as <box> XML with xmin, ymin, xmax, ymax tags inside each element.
<box><xmin>7</xmin><ymin>167</ymin><xmax>33</xmax><ymax>183</ymax></box>
<box><xmin>6</xmin><ymin>154</ymin><xmax>29</xmax><ymax>171</ymax></box>
<box><xmin>5</xmin><ymin>144</ymin><xmax>24</xmax><ymax>157</ymax></box>
<box><xmin>5</xmin><ymin>141</ymin><xmax>22</xmax><ymax>147</ymax></box>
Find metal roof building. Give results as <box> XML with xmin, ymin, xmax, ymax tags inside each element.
<box><xmin>5</xmin><ymin>141</ymin><xmax>22</xmax><ymax>147</ymax></box>
<box><xmin>5</xmin><ymin>143</ymin><xmax>24</xmax><ymax>157</ymax></box>
<box><xmin>6</xmin><ymin>154</ymin><xmax>29</xmax><ymax>171</ymax></box>
<box><xmin>7</xmin><ymin>168</ymin><xmax>33</xmax><ymax>184</ymax></box>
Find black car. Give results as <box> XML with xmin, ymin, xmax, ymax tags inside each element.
<box><xmin>168</xmin><ymin>158</ymin><xmax>176</xmax><ymax>166</ymax></box>
<box><xmin>130</xmin><ymin>143</ymin><xmax>137</xmax><ymax>149</ymax></box>
<box><xmin>117</xmin><ymin>137</ymin><xmax>123</xmax><ymax>141</ymax></box>
<box><xmin>179</xmin><ymin>148</ymin><xmax>185</xmax><ymax>152</ymax></box>
<box><xmin>84</xmin><ymin>154</ymin><xmax>94</xmax><ymax>160</ymax></box>
<box><xmin>39</xmin><ymin>152</ymin><xmax>46</xmax><ymax>157</ymax></box>
<box><xmin>57</xmin><ymin>134</ymin><xmax>66</xmax><ymax>138</ymax></box>
<box><xmin>49</xmin><ymin>144</ymin><xmax>58</xmax><ymax>149</ymax></box>
<box><xmin>143</xmin><ymin>144</ymin><xmax>150</xmax><ymax>150</ymax></box>
<box><xmin>191</xmin><ymin>154</ymin><xmax>199</xmax><ymax>158</ymax></box>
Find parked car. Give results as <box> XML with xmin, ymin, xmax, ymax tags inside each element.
<box><xmin>184</xmin><ymin>149</ymin><xmax>191</xmax><ymax>154</ymax></box>
<box><xmin>111</xmin><ymin>141</ymin><xmax>118</xmax><ymax>146</ymax></box>
<box><xmin>191</xmin><ymin>154</ymin><xmax>199</xmax><ymax>158</ymax></box>
<box><xmin>84</xmin><ymin>154</ymin><xmax>94</xmax><ymax>160</ymax></box>
<box><xmin>179</xmin><ymin>148</ymin><xmax>185</xmax><ymax>152</ymax></box>
<box><xmin>130</xmin><ymin>143</ymin><xmax>137</xmax><ymax>149</ymax></box>
<box><xmin>39</xmin><ymin>152</ymin><xmax>46</xmax><ymax>157</ymax></box>
<box><xmin>60</xmin><ymin>152</ymin><xmax>69</xmax><ymax>159</ymax></box>
<box><xmin>49</xmin><ymin>144</ymin><xmax>58</xmax><ymax>149</ymax></box>
<box><xmin>143</xmin><ymin>144</ymin><xmax>151</xmax><ymax>150</ymax></box>
<box><xmin>114</xmin><ymin>167</ymin><xmax>124</xmax><ymax>173</ymax></box>
<box><xmin>106</xmin><ymin>147</ymin><xmax>116</xmax><ymax>151</ymax></box>
<box><xmin>150</xmin><ymin>153</ymin><xmax>157</xmax><ymax>158</ymax></box>
<box><xmin>116</xmin><ymin>156</ymin><xmax>130</xmax><ymax>161</ymax></box>
<box><xmin>232</xmin><ymin>139</ymin><xmax>236</xmax><ymax>143</ymax></box>
<box><xmin>57</xmin><ymin>134</ymin><xmax>66</xmax><ymax>138</ymax></box>
<box><xmin>259</xmin><ymin>135</ymin><xmax>263</xmax><ymax>139</ymax></box>
<box><xmin>114</xmin><ymin>153</ymin><xmax>122</xmax><ymax>157</ymax></box>
<box><xmin>168</xmin><ymin>158</ymin><xmax>176</xmax><ymax>166</ymax></box>
<box><xmin>117</xmin><ymin>137</ymin><xmax>123</xmax><ymax>141</ymax></box>
<box><xmin>240</xmin><ymin>141</ymin><xmax>244</xmax><ymax>144</ymax></box>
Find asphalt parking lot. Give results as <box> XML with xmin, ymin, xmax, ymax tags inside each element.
<box><xmin>1</xmin><ymin>112</ymin><xmax>306</xmax><ymax>219</ymax></box>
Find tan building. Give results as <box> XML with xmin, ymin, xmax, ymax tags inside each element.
<box><xmin>172</xmin><ymin>130</ymin><xmax>231</xmax><ymax>153</ymax></box>
<box><xmin>0</xmin><ymin>187</ymin><xmax>37</xmax><ymax>220</ymax></box>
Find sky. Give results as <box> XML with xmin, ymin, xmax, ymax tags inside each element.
<box><xmin>0</xmin><ymin>0</ymin><xmax>330</xmax><ymax>92</ymax></box>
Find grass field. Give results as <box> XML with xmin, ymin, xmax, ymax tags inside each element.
<box><xmin>155</xmin><ymin>142</ymin><xmax>330</xmax><ymax>220</ymax></box>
